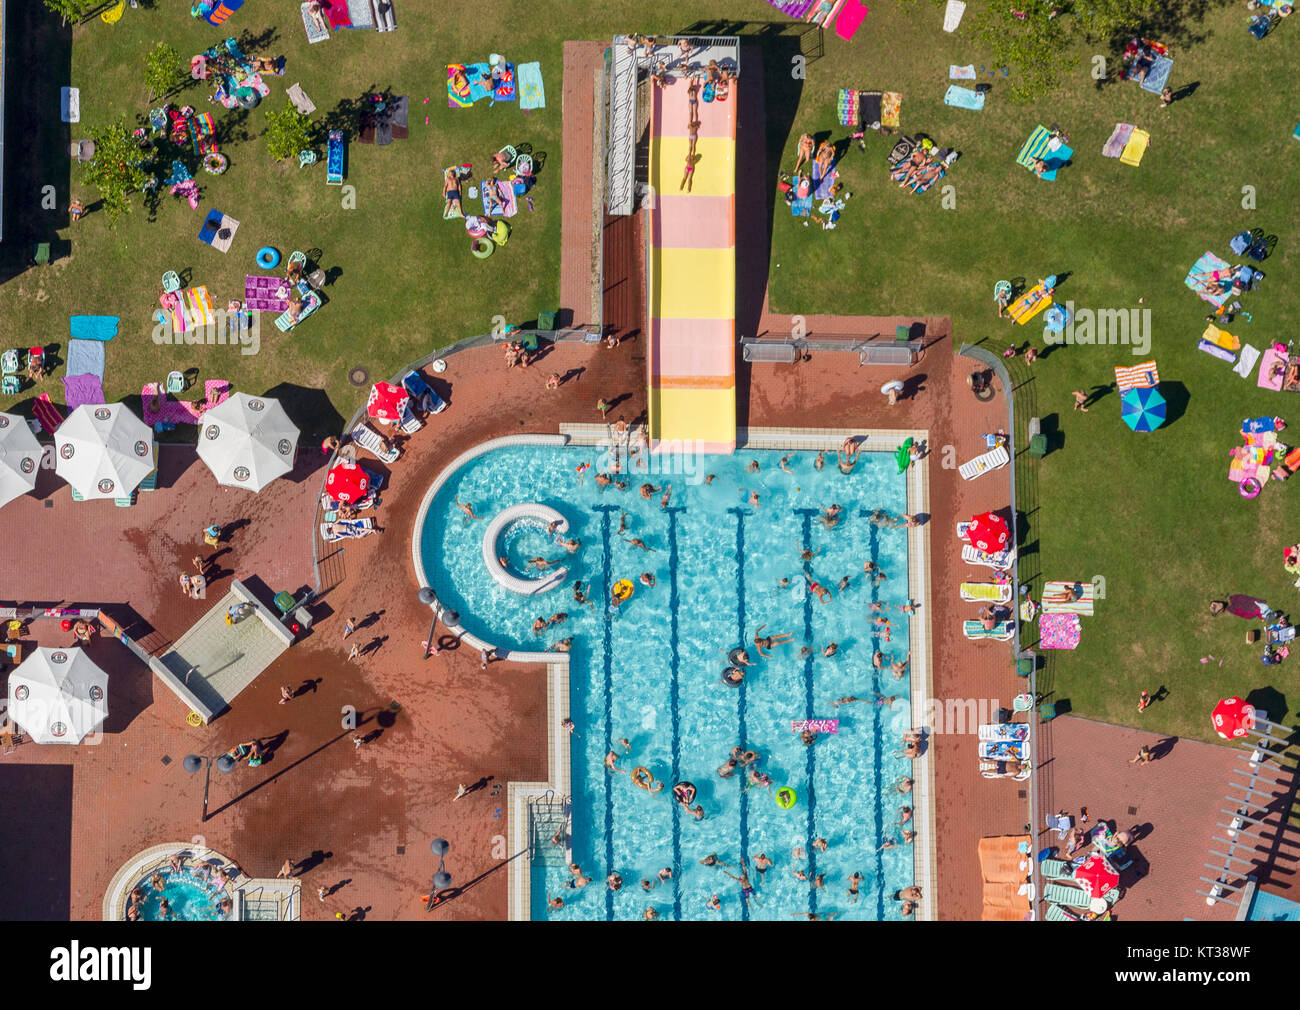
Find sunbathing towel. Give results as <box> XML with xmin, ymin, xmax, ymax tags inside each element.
<box><xmin>1016</xmin><ymin>125</ymin><xmax>1071</xmax><ymax>179</ymax></box>
<box><xmin>69</xmin><ymin>315</ymin><xmax>118</xmax><ymax>341</ymax></box>
<box><xmin>1202</xmin><ymin>322</ymin><xmax>1240</xmax><ymax>352</ymax></box>
<box><xmin>286</xmin><ymin>83</ymin><xmax>316</xmax><ymax>115</ymax></box>
<box><xmin>32</xmin><ymin>394</ymin><xmax>65</xmax><ymax>434</ymax></box>
<box><xmin>66</xmin><ymin>339</ymin><xmax>106</xmax><ymax>381</ymax></box>
<box><xmin>1102</xmin><ymin>123</ymin><xmax>1134</xmax><ymax>158</ymax></box>
<box><xmin>1119</xmin><ymin>128</ymin><xmax>1149</xmax><ymax>166</ymax></box>
<box><xmin>859</xmin><ymin>90</ymin><xmax>882</xmax><ymax>129</ymax></box>
<box><xmin>790</xmin><ymin>194</ymin><xmax>813</xmax><ymax>217</ymax></box>
<box><xmin>62</xmin><ymin>373</ymin><xmax>105</xmax><ymax>410</ymax></box>
<box><xmin>1199</xmin><ymin>339</ymin><xmax>1235</xmax><ymax>364</ymax></box>
<box><xmin>943</xmin><ymin>0</ymin><xmax>966</xmax><ymax>31</ymax></box>
<box><xmin>186</xmin><ymin>286</ymin><xmax>216</xmax><ymax>327</ymax></box>
<box><xmin>1038</xmin><ymin>612</ymin><xmax>1081</xmax><ymax>650</ymax></box>
<box><xmin>944</xmin><ymin>85</ymin><xmax>984</xmax><ymax>110</ymax></box>
<box><xmin>812</xmin><ymin>160</ymin><xmax>838</xmax><ymax>199</ymax></box>
<box><xmin>959</xmin><ymin>444</ymin><xmax>1009</xmax><ymax>480</ymax></box>
<box><xmin>881</xmin><ymin>91</ymin><xmax>901</xmax><ymax>129</ymax></box>
<box><xmin>1139</xmin><ymin>54</ymin><xmax>1173</xmax><ymax>94</ymax></box>
<box><xmin>961</xmin><ymin>582</ymin><xmax>1012</xmax><ymax>603</ymax></box>
<box><xmin>1185</xmin><ymin>251</ymin><xmax>1234</xmax><ymax>306</ymax></box>
<box><xmin>950</xmin><ymin>64</ymin><xmax>976</xmax><ymax>79</ymax></box>
<box><xmin>837</xmin><ymin>88</ymin><xmax>859</xmax><ymax>127</ymax></box>
<box><xmin>324</xmin><ymin>0</ymin><xmax>352</xmax><ymax>28</ymax></box>
<box><xmin>61</xmin><ymin>86</ymin><xmax>80</xmax><ymax>123</ymax></box>
<box><xmin>517</xmin><ymin>61</ymin><xmax>546</xmax><ymax>110</ymax></box>
<box><xmin>244</xmin><ymin>275</ymin><xmax>291</xmax><ymax>313</ymax></box>
<box><xmin>447</xmin><ymin>64</ymin><xmax>471</xmax><ymax>107</ymax></box>
<box><xmin>911</xmin><ymin>166</ymin><xmax>946</xmax><ymax>194</ymax></box>
<box><xmin>1258</xmin><ymin>346</ymin><xmax>1286</xmax><ymax>390</ymax></box>
<box><xmin>481</xmin><ymin>178</ymin><xmax>518</xmax><ymax>218</ymax></box>
<box><xmin>964</xmin><ymin>620</ymin><xmax>1015</xmax><ymax>641</ymax></box>
<box><xmin>1235</xmin><ymin>343</ymin><xmax>1262</xmax><ymax>380</ymax></box>
<box><xmin>346</xmin><ymin>0</ymin><xmax>375</xmax><ymax>27</ymax></box>
<box><xmin>371</xmin><ymin>0</ymin><xmax>396</xmax><ymax>30</ymax></box>
<box><xmin>761</xmin><ymin>0</ymin><xmax>817</xmax><ymax>14</ymax></box>
<box><xmin>300</xmin><ymin>2</ymin><xmax>330</xmax><ymax>42</ymax></box>
<box><xmin>1042</xmin><ymin>580</ymin><xmax>1095</xmax><ymax>616</ymax></box>
<box><xmin>491</xmin><ymin>63</ymin><xmax>517</xmax><ymax>103</ymax></box>
<box><xmin>835</xmin><ymin>0</ymin><xmax>868</xmax><ymax>39</ymax></box>
<box><xmin>1113</xmin><ymin>360</ymin><xmax>1159</xmax><ymax>391</ymax></box>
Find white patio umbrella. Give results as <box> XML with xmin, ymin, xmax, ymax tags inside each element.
<box><xmin>195</xmin><ymin>393</ymin><xmax>299</xmax><ymax>492</ymax></box>
<box><xmin>0</xmin><ymin>411</ymin><xmax>42</xmax><ymax>508</ymax></box>
<box><xmin>54</xmin><ymin>403</ymin><xmax>154</xmax><ymax>500</ymax></box>
<box><xmin>7</xmin><ymin>646</ymin><xmax>108</xmax><ymax>744</ymax></box>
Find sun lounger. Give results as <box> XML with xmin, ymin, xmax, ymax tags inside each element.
<box><xmin>961</xmin><ymin>582</ymin><xmax>1012</xmax><ymax>603</ymax></box>
<box><xmin>401</xmin><ymin>369</ymin><xmax>447</xmax><ymax>414</ymax></box>
<box><xmin>1042</xmin><ymin>580</ymin><xmax>1095</xmax><ymax>616</ymax></box>
<box><xmin>1045</xmin><ymin>902</ymin><xmax>1081</xmax><ymax>921</ymax></box>
<box><xmin>962</xmin><ymin>544</ymin><xmax>1015</xmax><ymax>570</ymax></box>
<box><xmin>61</xmin><ymin>86</ymin><xmax>80</xmax><ymax>123</ymax></box>
<box><xmin>1119</xmin><ymin>128</ymin><xmax>1149</xmax><ymax>167</ymax></box>
<box><xmin>320</xmin><ymin>518</ymin><xmax>376</xmax><ymax>542</ymax></box>
<box><xmin>274</xmin><ymin>291</ymin><xmax>321</xmax><ymax>331</ymax></box>
<box><xmin>979</xmin><ymin>740</ymin><xmax>1028</xmax><ymax>762</ymax></box>
<box><xmin>964</xmin><ymin>620</ymin><xmax>1015</xmax><ymax>642</ymax></box>
<box><xmin>349</xmin><ymin>422</ymin><xmax>401</xmax><ymax>463</ymax></box>
<box><xmin>1041</xmin><ymin>858</ymin><xmax>1071</xmax><ymax>880</ymax></box>
<box><xmin>980</xmin><ymin>759</ymin><xmax>1030</xmax><ymax>780</ymax></box>
<box><xmin>978</xmin><ymin>723</ymin><xmax>1030</xmax><ymax>743</ymax></box>
<box><xmin>958</xmin><ymin>444</ymin><xmax>1009</xmax><ymax>480</ymax></box>
<box><xmin>1043</xmin><ymin>882</ymin><xmax>1088</xmax><ymax>908</ymax></box>
<box><xmin>397</xmin><ymin>408</ymin><xmax>423</xmax><ymax>435</ymax></box>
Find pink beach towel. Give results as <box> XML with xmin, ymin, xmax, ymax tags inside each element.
<box><xmin>1038</xmin><ymin>613</ymin><xmax>1081</xmax><ymax>650</ymax></box>
<box><xmin>835</xmin><ymin>0</ymin><xmax>868</xmax><ymax>39</ymax></box>
<box><xmin>1258</xmin><ymin>346</ymin><xmax>1286</xmax><ymax>391</ymax></box>
<box><xmin>140</xmin><ymin>379</ymin><xmax>232</xmax><ymax>426</ymax></box>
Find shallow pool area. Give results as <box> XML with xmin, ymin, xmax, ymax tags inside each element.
<box><xmin>420</xmin><ymin>443</ymin><xmax>919</xmax><ymax>920</ymax></box>
<box><xmin>133</xmin><ymin>867</ymin><xmax>231</xmax><ymax>921</ymax></box>
<box><xmin>1244</xmin><ymin>886</ymin><xmax>1300</xmax><ymax>921</ymax></box>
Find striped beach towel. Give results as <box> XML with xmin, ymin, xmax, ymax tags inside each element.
<box><xmin>1113</xmin><ymin>360</ymin><xmax>1159</xmax><ymax>391</ymax></box>
<box><xmin>1041</xmin><ymin>580</ymin><xmax>1095</xmax><ymax>616</ymax></box>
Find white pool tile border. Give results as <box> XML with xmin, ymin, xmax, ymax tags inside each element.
<box><xmin>422</xmin><ymin>429</ymin><xmax>934</xmax><ymax>921</ymax></box>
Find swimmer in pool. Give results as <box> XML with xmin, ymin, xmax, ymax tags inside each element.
<box><xmin>560</xmin><ymin>538</ymin><xmax>581</xmax><ymax>554</ymax></box>
<box><xmin>848</xmin><ymin>871</ymin><xmax>862</xmax><ymax>902</ymax></box>
<box><xmin>806</xmin><ymin>576</ymin><xmax>831</xmax><ymax>603</ymax></box>
<box><xmin>455</xmin><ymin>496</ymin><xmax>482</xmax><ymax>520</ymax></box>
<box><xmin>821</xmin><ymin>504</ymin><xmax>842</xmax><ymax>529</ymax></box>
<box><xmin>532</xmin><ymin>617</ymin><xmax>547</xmax><ymax>635</ymax></box>
<box><xmin>617</xmin><ymin>512</ymin><xmax>630</xmax><ymax>535</ymax></box>
<box><xmin>799</xmin><ymin>547</ymin><xmax>821</xmax><ymax>563</ymax></box>
<box><xmin>748</xmin><ymin>490</ymin><xmax>760</xmax><ymax>508</ymax></box>
<box><xmin>822</xmin><ymin>642</ymin><xmax>838</xmax><ymax>657</ymax></box>
<box><xmin>623</xmin><ymin>537</ymin><xmax>657</xmax><ymax>552</ymax></box>
<box><xmin>754</xmin><ymin>625</ymin><xmax>795</xmax><ymax>657</ymax></box>
<box><xmin>814</xmin><ymin>450</ymin><xmax>826</xmax><ymax>470</ymax></box>
<box><xmin>640</xmin><ymin>572</ymin><xmax>656</xmax><ymax>587</ymax></box>
<box><xmin>573</xmin><ymin>582</ymin><xmax>590</xmax><ymax>605</ymax></box>
<box><xmin>779</xmin><ymin>454</ymin><xmax>794</xmax><ymax>473</ymax></box>
<box><xmin>746</xmin><ymin>460</ymin><xmax>760</xmax><ymax>473</ymax></box>
<box><xmin>552</xmin><ymin>638</ymin><xmax>574</xmax><ymax>653</ymax></box>
<box><xmin>896</xmin><ymin>776</ymin><xmax>913</xmax><ymax>793</ymax></box>
<box><xmin>753</xmin><ymin>853</ymin><xmax>773</xmax><ymax>877</ymax></box>
<box><xmin>892</xmin><ymin>651</ymin><xmax>911</xmax><ymax>680</ymax></box>
<box><xmin>873</xmin><ymin>651</ymin><xmax>885</xmax><ymax>669</ymax></box>
<box><xmin>547</xmin><ymin>613</ymin><xmax>568</xmax><ymax>627</ymax></box>
<box><xmin>639</xmin><ymin>483</ymin><xmax>661</xmax><ymax>499</ymax></box>
<box><xmin>607</xmin><ymin>873</ymin><xmax>623</xmax><ymax>891</ymax></box>
<box><xmin>605</xmin><ymin>751</ymin><xmax>625</xmax><ymax>774</ymax></box>
<box><xmin>722</xmin><ymin>666</ymin><xmax>745</xmax><ymax>686</ymax></box>
<box><xmin>838</xmin><ymin>576</ymin><xmax>851</xmax><ymax>592</ymax></box>
<box><xmin>660</xmin><ymin>485</ymin><xmax>672</xmax><ymax>509</ymax></box>
<box><xmin>718</xmin><ymin>758</ymin><xmax>738</xmax><ymax>778</ymax></box>
<box><xmin>838</xmin><ymin>438</ymin><xmax>860</xmax><ymax>474</ymax></box>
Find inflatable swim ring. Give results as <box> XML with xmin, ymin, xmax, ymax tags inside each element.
<box><xmin>775</xmin><ymin>786</ymin><xmax>798</xmax><ymax>810</ymax></box>
<box><xmin>631</xmin><ymin>767</ymin><xmax>657</xmax><ymax>791</ymax></box>
<box><xmin>256</xmin><ymin>246</ymin><xmax>281</xmax><ymax>270</ymax></box>
<box><xmin>203</xmin><ymin>152</ymin><xmax>228</xmax><ymax>175</ymax></box>
<box><xmin>721</xmin><ymin>666</ymin><xmax>743</xmax><ymax>686</ymax></box>
<box><xmin>185</xmin><ymin>711</ymin><xmax>204</xmax><ymax>727</ymax></box>
<box><xmin>471</xmin><ymin>237</ymin><xmax>495</xmax><ymax>259</ymax></box>
<box><xmin>727</xmin><ymin>647</ymin><xmax>748</xmax><ymax>666</ymax></box>
<box><xmin>673</xmin><ymin>781</ymin><xmax>697</xmax><ymax>804</ymax></box>
<box><xmin>612</xmin><ymin>579</ymin><xmax>635</xmax><ymax>601</ymax></box>
<box><xmin>1240</xmin><ymin>477</ymin><xmax>1262</xmax><ymax>499</ymax></box>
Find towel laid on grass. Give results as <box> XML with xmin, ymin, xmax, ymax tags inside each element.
<box><xmin>66</xmin><ymin>339</ymin><xmax>106</xmax><ymax>381</ymax></box>
<box><xmin>1185</xmin><ymin>251</ymin><xmax>1234</xmax><ymax>307</ymax></box>
<box><xmin>517</xmin><ymin>61</ymin><xmax>546</xmax><ymax>110</ymax></box>
<box><xmin>1139</xmin><ymin>54</ymin><xmax>1173</xmax><ymax>94</ymax></box>
<box><xmin>1016</xmin><ymin>125</ymin><xmax>1072</xmax><ymax>180</ymax></box>
<box><xmin>1235</xmin><ymin>343</ymin><xmax>1262</xmax><ymax>380</ymax></box>
<box><xmin>62</xmin><ymin>373</ymin><xmax>105</xmax><ymax>410</ymax></box>
<box><xmin>944</xmin><ymin>85</ymin><xmax>984</xmax><ymax>110</ymax></box>
<box><xmin>791</xmin><ymin>194</ymin><xmax>813</xmax><ymax>217</ymax></box>
<box><xmin>1102</xmin><ymin>123</ymin><xmax>1134</xmax><ymax>158</ymax></box>
<box><xmin>140</xmin><ymin>380</ymin><xmax>232</xmax><ymax>427</ymax></box>
<box><xmin>950</xmin><ymin>64</ymin><xmax>976</xmax><ymax>79</ymax></box>
<box><xmin>881</xmin><ymin>91</ymin><xmax>901</xmax><ymax>128</ymax></box>
<box><xmin>245</xmin><ymin>275</ymin><xmax>290</xmax><ymax>313</ymax></box>
<box><xmin>345</xmin><ymin>0</ymin><xmax>375</xmax><ymax>27</ymax></box>
<box><xmin>33</xmin><ymin>394</ymin><xmax>65</xmax><ymax>435</ymax></box>
<box><xmin>69</xmin><ymin>316</ymin><xmax>118</xmax><ymax>341</ymax></box>
<box><xmin>1038</xmin><ymin>612</ymin><xmax>1081</xmax><ymax>650</ymax></box>
<box><xmin>300</xmin><ymin>2</ymin><xmax>330</xmax><ymax>42</ymax></box>
<box><xmin>1258</xmin><ymin>346</ymin><xmax>1286</xmax><ymax>390</ymax></box>
<box><xmin>812</xmin><ymin>161</ymin><xmax>837</xmax><ymax>199</ymax></box>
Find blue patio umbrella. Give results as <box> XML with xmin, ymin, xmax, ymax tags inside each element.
<box><xmin>1121</xmin><ymin>386</ymin><xmax>1166</xmax><ymax>432</ymax></box>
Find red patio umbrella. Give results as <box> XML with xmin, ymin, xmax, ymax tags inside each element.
<box><xmin>1211</xmin><ymin>697</ymin><xmax>1256</xmax><ymax>740</ymax></box>
<box><xmin>367</xmin><ymin>382</ymin><xmax>410</xmax><ymax>423</ymax></box>
<box><xmin>1074</xmin><ymin>853</ymin><xmax>1119</xmax><ymax>899</ymax></box>
<box><xmin>326</xmin><ymin>460</ymin><xmax>369</xmax><ymax>503</ymax></box>
<box><xmin>966</xmin><ymin>511</ymin><xmax>1010</xmax><ymax>553</ymax></box>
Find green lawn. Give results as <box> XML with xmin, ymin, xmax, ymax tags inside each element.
<box><xmin>763</xmin><ymin>2</ymin><xmax>1300</xmax><ymax>743</ymax></box>
<box><xmin>4</xmin><ymin>2</ymin><xmax>1299</xmax><ymax>742</ymax></box>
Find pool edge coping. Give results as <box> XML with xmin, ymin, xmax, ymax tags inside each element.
<box><xmin>101</xmin><ymin>841</ymin><xmax>241</xmax><ymax>922</ymax></box>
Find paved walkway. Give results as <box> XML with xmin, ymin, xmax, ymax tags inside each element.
<box><xmin>559</xmin><ymin>42</ymin><xmax>605</xmax><ymax>330</ymax></box>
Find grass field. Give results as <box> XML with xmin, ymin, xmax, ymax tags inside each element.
<box><xmin>3</xmin><ymin>1</ymin><xmax>1300</xmax><ymax>742</ymax></box>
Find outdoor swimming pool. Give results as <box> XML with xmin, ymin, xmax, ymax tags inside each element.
<box><xmin>133</xmin><ymin>869</ymin><xmax>231</xmax><ymax>921</ymax></box>
<box><xmin>419</xmin><ymin>443</ymin><xmax>918</xmax><ymax>920</ymax></box>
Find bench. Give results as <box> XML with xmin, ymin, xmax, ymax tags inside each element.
<box><xmin>742</xmin><ymin>341</ymin><xmax>798</xmax><ymax>363</ymax></box>
<box><xmin>859</xmin><ymin>343</ymin><xmax>916</xmax><ymax>366</ymax></box>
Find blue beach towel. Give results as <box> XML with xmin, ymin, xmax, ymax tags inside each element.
<box><xmin>517</xmin><ymin>62</ymin><xmax>546</xmax><ymax>110</ymax></box>
<box><xmin>66</xmin><ymin>338</ymin><xmax>106</xmax><ymax>380</ymax></box>
<box><xmin>1185</xmin><ymin>251</ymin><xmax>1235</xmax><ymax>307</ymax></box>
<box><xmin>791</xmin><ymin>195</ymin><xmax>813</xmax><ymax>217</ymax></box>
<box><xmin>69</xmin><ymin>316</ymin><xmax>118</xmax><ymax>341</ymax></box>
<box><xmin>1016</xmin><ymin>125</ymin><xmax>1071</xmax><ymax>180</ymax></box>
<box><xmin>1139</xmin><ymin>55</ymin><xmax>1173</xmax><ymax>94</ymax></box>
<box><xmin>943</xmin><ymin>85</ymin><xmax>984</xmax><ymax>110</ymax></box>
<box><xmin>464</xmin><ymin>63</ymin><xmax>493</xmax><ymax>104</ymax></box>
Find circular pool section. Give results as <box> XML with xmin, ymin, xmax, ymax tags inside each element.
<box><xmin>483</xmin><ymin>504</ymin><xmax>568</xmax><ymax>595</ymax></box>
<box><xmin>102</xmin><ymin>842</ymin><xmax>239</xmax><ymax>921</ymax></box>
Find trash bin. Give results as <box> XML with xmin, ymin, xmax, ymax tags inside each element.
<box><xmin>273</xmin><ymin>591</ymin><xmax>295</xmax><ymax>616</ymax></box>
<box><xmin>1039</xmin><ymin>701</ymin><xmax>1057</xmax><ymax>722</ymax></box>
<box><xmin>1029</xmin><ymin>434</ymin><xmax>1048</xmax><ymax>458</ymax></box>
<box><xmin>538</xmin><ymin>310</ymin><xmax>557</xmax><ymax>331</ymax></box>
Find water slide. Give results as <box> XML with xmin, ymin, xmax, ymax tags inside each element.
<box><xmin>646</xmin><ymin>81</ymin><xmax>737</xmax><ymax>454</ymax></box>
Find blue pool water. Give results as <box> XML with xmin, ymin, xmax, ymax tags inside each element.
<box><xmin>1245</xmin><ymin>887</ymin><xmax>1300</xmax><ymax>921</ymax></box>
<box><xmin>136</xmin><ymin>869</ymin><xmax>230</xmax><ymax>921</ymax></box>
<box><xmin>420</xmin><ymin>445</ymin><xmax>917</xmax><ymax>920</ymax></box>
